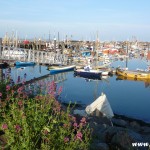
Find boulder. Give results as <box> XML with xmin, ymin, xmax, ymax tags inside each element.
<box><xmin>97</xmin><ymin>126</ymin><xmax>124</xmax><ymax>143</ymax></box>
<box><xmin>96</xmin><ymin>126</ymin><xmax>145</xmax><ymax>146</ymax></box>
<box><xmin>111</xmin><ymin>129</ymin><xmax>145</xmax><ymax>150</ymax></box>
<box><xmin>141</xmin><ymin>126</ymin><xmax>150</xmax><ymax>134</ymax></box>
<box><xmin>129</xmin><ymin>121</ymin><xmax>141</xmax><ymax>132</ymax></box>
<box><xmin>112</xmin><ymin>118</ymin><xmax>128</xmax><ymax>127</ymax></box>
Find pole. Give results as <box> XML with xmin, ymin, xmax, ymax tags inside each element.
<box><xmin>58</xmin><ymin>32</ymin><xmax>59</xmax><ymax>47</ymax></box>
<box><xmin>54</xmin><ymin>38</ymin><xmax>56</xmax><ymax>53</ymax></box>
<box><xmin>16</xmin><ymin>31</ymin><xmax>18</xmax><ymax>48</ymax></box>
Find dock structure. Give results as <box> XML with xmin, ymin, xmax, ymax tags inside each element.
<box><xmin>0</xmin><ymin>46</ymin><xmax>68</xmax><ymax>65</ymax></box>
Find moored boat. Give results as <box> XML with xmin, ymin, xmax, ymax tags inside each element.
<box><xmin>74</xmin><ymin>65</ymin><xmax>102</xmax><ymax>79</ymax></box>
<box><xmin>15</xmin><ymin>61</ymin><xmax>35</xmax><ymax>66</ymax></box>
<box><xmin>116</xmin><ymin>67</ymin><xmax>150</xmax><ymax>80</ymax></box>
<box><xmin>74</xmin><ymin>69</ymin><xmax>102</xmax><ymax>80</ymax></box>
<box><xmin>48</xmin><ymin>65</ymin><xmax>76</xmax><ymax>74</ymax></box>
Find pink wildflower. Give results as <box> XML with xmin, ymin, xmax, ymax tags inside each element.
<box><xmin>6</xmin><ymin>85</ymin><xmax>10</xmax><ymax>91</ymax></box>
<box><xmin>17</xmin><ymin>87</ymin><xmax>23</xmax><ymax>93</ymax></box>
<box><xmin>73</xmin><ymin>122</ymin><xmax>78</xmax><ymax>128</ymax></box>
<box><xmin>0</xmin><ymin>92</ymin><xmax>2</xmax><ymax>97</ymax></box>
<box><xmin>76</xmin><ymin>132</ymin><xmax>83</xmax><ymax>141</ymax></box>
<box><xmin>14</xmin><ymin>125</ymin><xmax>22</xmax><ymax>133</ymax></box>
<box><xmin>80</xmin><ymin>117</ymin><xmax>87</xmax><ymax>125</ymax></box>
<box><xmin>64</xmin><ymin>137</ymin><xmax>69</xmax><ymax>143</ymax></box>
<box><xmin>18</xmin><ymin>100</ymin><xmax>23</xmax><ymax>107</ymax></box>
<box><xmin>48</xmin><ymin>81</ymin><xmax>57</xmax><ymax>95</ymax></box>
<box><xmin>1</xmin><ymin>123</ymin><xmax>8</xmax><ymax>130</ymax></box>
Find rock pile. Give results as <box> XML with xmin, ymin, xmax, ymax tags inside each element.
<box><xmin>73</xmin><ymin>109</ymin><xmax>150</xmax><ymax>150</ymax></box>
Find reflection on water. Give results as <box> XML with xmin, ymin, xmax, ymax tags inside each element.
<box><xmin>58</xmin><ymin>72</ymin><xmax>150</xmax><ymax>123</ymax></box>
<box><xmin>116</xmin><ymin>75</ymin><xmax>150</xmax><ymax>88</ymax></box>
<box><xmin>111</xmin><ymin>57</ymin><xmax>148</xmax><ymax>70</ymax></box>
<box><xmin>1</xmin><ymin>58</ymin><xmax>150</xmax><ymax>123</ymax></box>
<box><xmin>24</xmin><ymin>73</ymin><xmax>67</xmax><ymax>96</ymax></box>
<box><xmin>2</xmin><ymin>65</ymin><xmax>50</xmax><ymax>84</ymax></box>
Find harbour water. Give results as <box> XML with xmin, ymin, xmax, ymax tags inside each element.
<box><xmin>2</xmin><ymin>57</ymin><xmax>150</xmax><ymax>123</ymax></box>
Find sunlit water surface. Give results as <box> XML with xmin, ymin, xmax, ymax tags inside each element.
<box><xmin>2</xmin><ymin>57</ymin><xmax>150</xmax><ymax>123</ymax></box>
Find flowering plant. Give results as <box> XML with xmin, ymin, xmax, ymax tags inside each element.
<box><xmin>0</xmin><ymin>80</ymin><xmax>91</xmax><ymax>149</ymax></box>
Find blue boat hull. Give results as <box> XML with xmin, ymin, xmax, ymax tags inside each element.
<box><xmin>15</xmin><ymin>61</ymin><xmax>35</xmax><ymax>66</ymax></box>
<box><xmin>74</xmin><ymin>70</ymin><xmax>102</xmax><ymax>80</ymax></box>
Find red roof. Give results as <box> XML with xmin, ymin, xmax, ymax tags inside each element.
<box><xmin>23</xmin><ymin>40</ymin><xmax>29</xmax><ymax>44</ymax></box>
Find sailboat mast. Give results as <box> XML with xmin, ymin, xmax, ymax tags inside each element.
<box><xmin>15</xmin><ymin>31</ymin><xmax>18</xmax><ymax>48</ymax></box>
<box><xmin>96</xmin><ymin>31</ymin><xmax>99</xmax><ymax>68</ymax></box>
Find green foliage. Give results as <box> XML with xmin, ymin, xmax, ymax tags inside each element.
<box><xmin>0</xmin><ymin>81</ymin><xmax>91</xmax><ymax>150</ymax></box>
<box><xmin>0</xmin><ymin>80</ymin><xmax>19</xmax><ymax>101</ymax></box>
<box><xmin>0</xmin><ymin>80</ymin><xmax>9</xmax><ymax>100</ymax></box>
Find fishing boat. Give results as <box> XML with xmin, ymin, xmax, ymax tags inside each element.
<box><xmin>116</xmin><ymin>67</ymin><xmax>150</xmax><ymax>80</ymax></box>
<box><xmin>15</xmin><ymin>61</ymin><xmax>35</xmax><ymax>66</ymax></box>
<box><xmin>74</xmin><ymin>69</ymin><xmax>102</xmax><ymax>80</ymax></box>
<box><xmin>48</xmin><ymin>65</ymin><xmax>76</xmax><ymax>74</ymax></box>
<box><xmin>74</xmin><ymin>65</ymin><xmax>102</xmax><ymax>79</ymax></box>
<box><xmin>74</xmin><ymin>63</ymin><xmax>112</xmax><ymax>79</ymax></box>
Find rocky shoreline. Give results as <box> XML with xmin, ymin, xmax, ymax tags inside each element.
<box><xmin>71</xmin><ymin>106</ymin><xmax>150</xmax><ymax>150</ymax></box>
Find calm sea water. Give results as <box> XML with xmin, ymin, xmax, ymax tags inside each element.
<box><xmin>2</xmin><ymin>57</ymin><xmax>150</xmax><ymax>123</ymax></box>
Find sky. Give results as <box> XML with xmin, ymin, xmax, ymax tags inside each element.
<box><xmin>0</xmin><ymin>0</ymin><xmax>150</xmax><ymax>41</ymax></box>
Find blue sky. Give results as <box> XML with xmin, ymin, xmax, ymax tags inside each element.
<box><xmin>0</xmin><ymin>0</ymin><xmax>150</xmax><ymax>41</ymax></box>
